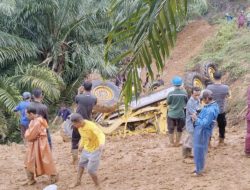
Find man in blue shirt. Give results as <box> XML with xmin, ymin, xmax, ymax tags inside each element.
<box><xmin>14</xmin><ymin>92</ymin><xmax>31</xmax><ymax>142</ymax></box>
<box><xmin>52</xmin><ymin>103</ymin><xmax>71</xmax><ymax>124</ymax></box>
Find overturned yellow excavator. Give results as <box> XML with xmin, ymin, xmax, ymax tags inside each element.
<box><xmin>92</xmin><ymin>61</ymin><xmax>217</xmax><ymax>136</ymax></box>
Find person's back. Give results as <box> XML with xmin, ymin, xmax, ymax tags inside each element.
<box><xmin>206</xmin><ymin>71</ymin><xmax>229</xmax><ymax>145</ymax></box>
<box><xmin>75</xmin><ymin>93</ymin><xmax>97</xmax><ymax>120</ymax></box>
<box><xmin>167</xmin><ymin>76</ymin><xmax>188</xmax><ymax>147</ymax></box>
<box><xmin>14</xmin><ymin>92</ymin><xmax>31</xmax><ymax>141</ymax></box>
<box><xmin>58</xmin><ymin>107</ymin><xmax>71</xmax><ymax>121</ymax></box>
<box><xmin>167</xmin><ymin>88</ymin><xmax>188</xmax><ymax>119</ymax></box>
<box><xmin>15</xmin><ymin>100</ymin><xmax>31</xmax><ymax>127</ymax></box>
<box><xmin>206</xmin><ymin>84</ymin><xmax>229</xmax><ymax>114</ymax></box>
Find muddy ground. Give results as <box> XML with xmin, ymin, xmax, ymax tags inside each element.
<box><xmin>0</xmin><ymin>124</ymin><xmax>249</xmax><ymax>190</ymax></box>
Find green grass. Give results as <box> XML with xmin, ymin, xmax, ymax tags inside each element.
<box><xmin>189</xmin><ymin>21</ymin><xmax>250</xmax><ymax>81</ymax></box>
<box><xmin>188</xmin><ymin>21</ymin><xmax>250</xmax><ymax>120</ymax></box>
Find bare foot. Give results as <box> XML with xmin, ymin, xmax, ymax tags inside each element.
<box><xmin>183</xmin><ymin>158</ymin><xmax>194</xmax><ymax>164</ymax></box>
<box><xmin>69</xmin><ymin>181</ymin><xmax>81</xmax><ymax>189</ymax></box>
<box><xmin>21</xmin><ymin>179</ymin><xmax>36</xmax><ymax>186</ymax></box>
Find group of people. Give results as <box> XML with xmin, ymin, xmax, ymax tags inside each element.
<box><xmin>167</xmin><ymin>71</ymin><xmax>229</xmax><ymax>176</ymax></box>
<box><xmin>14</xmin><ymin>70</ymin><xmax>250</xmax><ymax>187</ymax></box>
<box><xmin>14</xmin><ymin>82</ymin><xmax>105</xmax><ymax>188</ymax></box>
<box><xmin>14</xmin><ymin>89</ymin><xmax>56</xmax><ymax>185</ymax></box>
<box><xmin>226</xmin><ymin>10</ymin><xmax>250</xmax><ymax>28</ymax></box>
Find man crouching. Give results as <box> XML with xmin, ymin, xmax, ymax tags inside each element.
<box><xmin>23</xmin><ymin>105</ymin><xmax>57</xmax><ymax>185</ymax></box>
<box><xmin>70</xmin><ymin>113</ymin><xmax>105</xmax><ymax>188</ymax></box>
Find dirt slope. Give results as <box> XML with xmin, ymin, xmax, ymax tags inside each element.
<box><xmin>0</xmin><ymin>126</ymin><xmax>249</xmax><ymax>190</ymax></box>
<box><xmin>162</xmin><ymin>20</ymin><xmax>215</xmax><ymax>86</ymax></box>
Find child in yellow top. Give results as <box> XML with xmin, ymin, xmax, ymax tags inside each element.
<box><xmin>70</xmin><ymin>113</ymin><xmax>105</xmax><ymax>188</ymax></box>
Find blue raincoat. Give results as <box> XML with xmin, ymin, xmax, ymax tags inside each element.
<box><xmin>193</xmin><ymin>101</ymin><xmax>219</xmax><ymax>174</ymax></box>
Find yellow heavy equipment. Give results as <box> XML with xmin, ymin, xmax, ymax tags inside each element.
<box><xmin>91</xmin><ymin>61</ymin><xmax>217</xmax><ymax>136</ymax></box>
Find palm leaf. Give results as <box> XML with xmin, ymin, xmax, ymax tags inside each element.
<box><xmin>0</xmin><ymin>77</ymin><xmax>21</xmax><ymax>111</ymax></box>
<box><xmin>0</xmin><ymin>109</ymin><xmax>7</xmax><ymax>139</ymax></box>
<box><xmin>105</xmin><ymin>0</ymin><xmax>187</xmax><ymax>106</ymax></box>
<box><xmin>0</xmin><ymin>31</ymin><xmax>38</xmax><ymax>66</ymax></box>
<box><xmin>0</xmin><ymin>0</ymin><xmax>16</xmax><ymax>16</ymax></box>
<box><xmin>12</xmin><ymin>65</ymin><xmax>65</xmax><ymax>101</ymax></box>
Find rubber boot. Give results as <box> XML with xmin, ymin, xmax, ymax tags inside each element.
<box><xmin>175</xmin><ymin>132</ymin><xmax>182</xmax><ymax>147</ymax></box>
<box><xmin>187</xmin><ymin>148</ymin><xmax>193</xmax><ymax>158</ymax></box>
<box><xmin>22</xmin><ymin>169</ymin><xmax>36</xmax><ymax>186</ymax></box>
<box><xmin>218</xmin><ymin>137</ymin><xmax>225</xmax><ymax>146</ymax></box>
<box><xmin>70</xmin><ymin>167</ymin><xmax>84</xmax><ymax>188</ymax></box>
<box><xmin>71</xmin><ymin>149</ymin><xmax>78</xmax><ymax>165</ymax></box>
<box><xmin>182</xmin><ymin>147</ymin><xmax>189</xmax><ymax>158</ymax></box>
<box><xmin>168</xmin><ymin>134</ymin><xmax>175</xmax><ymax>146</ymax></box>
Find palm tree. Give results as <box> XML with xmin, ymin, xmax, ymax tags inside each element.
<box><xmin>105</xmin><ymin>0</ymin><xmax>209</xmax><ymax>106</ymax></box>
<box><xmin>0</xmin><ymin>0</ymin><xmax>119</xmax><ymax>139</ymax></box>
<box><xmin>105</xmin><ymin>0</ymin><xmax>188</xmax><ymax>105</ymax></box>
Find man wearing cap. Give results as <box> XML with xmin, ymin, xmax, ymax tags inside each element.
<box><xmin>167</xmin><ymin>76</ymin><xmax>188</xmax><ymax>147</ymax></box>
<box><xmin>14</xmin><ymin>92</ymin><xmax>32</xmax><ymax>142</ymax></box>
<box><xmin>192</xmin><ymin>89</ymin><xmax>219</xmax><ymax>176</ymax></box>
<box><xmin>206</xmin><ymin>71</ymin><xmax>229</xmax><ymax>145</ymax></box>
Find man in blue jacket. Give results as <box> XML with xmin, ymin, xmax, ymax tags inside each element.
<box><xmin>192</xmin><ymin>89</ymin><xmax>219</xmax><ymax>176</ymax></box>
<box><xmin>14</xmin><ymin>92</ymin><xmax>31</xmax><ymax>143</ymax></box>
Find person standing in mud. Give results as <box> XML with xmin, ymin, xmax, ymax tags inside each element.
<box><xmin>206</xmin><ymin>71</ymin><xmax>229</xmax><ymax>146</ymax></box>
<box><xmin>70</xmin><ymin>113</ymin><xmax>105</xmax><ymax>188</ymax></box>
<box><xmin>71</xmin><ymin>81</ymin><xmax>97</xmax><ymax>165</ymax></box>
<box><xmin>183</xmin><ymin>87</ymin><xmax>201</xmax><ymax>159</ymax></box>
<box><xmin>245</xmin><ymin>85</ymin><xmax>250</xmax><ymax>156</ymax></box>
<box><xmin>30</xmin><ymin>88</ymin><xmax>52</xmax><ymax>149</ymax></box>
<box><xmin>23</xmin><ymin>105</ymin><xmax>57</xmax><ymax>185</ymax></box>
<box><xmin>167</xmin><ymin>76</ymin><xmax>188</xmax><ymax>147</ymax></box>
<box><xmin>14</xmin><ymin>92</ymin><xmax>31</xmax><ymax>143</ymax></box>
<box><xmin>192</xmin><ymin>90</ymin><xmax>219</xmax><ymax>176</ymax></box>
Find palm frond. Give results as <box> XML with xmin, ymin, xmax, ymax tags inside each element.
<box><xmin>0</xmin><ymin>31</ymin><xmax>38</xmax><ymax>66</ymax></box>
<box><xmin>0</xmin><ymin>0</ymin><xmax>16</xmax><ymax>16</ymax></box>
<box><xmin>105</xmin><ymin>0</ymin><xmax>187</xmax><ymax>106</ymax></box>
<box><xmin>12</xmin><ymin>65</ymin><xmax>65</xmax><ymax>101</ymax></box>
<box><xmin>0</xmin><ymin>109</ymin><xmax>7</xmax><ymax>139</ymax></box>
<box><xmin>0</xmin><ymin>77</ymin><xmax>21</xmax><ymax>111</ymax></box>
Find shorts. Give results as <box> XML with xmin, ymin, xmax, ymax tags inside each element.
<box><xmin>79</xmin><ymin>150</ymin><xmax>101</xmax><ymax>174</ymax></box>
<box><xmin>167</xmin><ymin>116</ymin><xmax>185</xmax><ymax>134</ymax></box>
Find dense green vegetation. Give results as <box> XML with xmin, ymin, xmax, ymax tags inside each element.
<box><xmin>0</xmin><ymin>0</ymin><xmax>210</xmax><ymax>142</ymax></box>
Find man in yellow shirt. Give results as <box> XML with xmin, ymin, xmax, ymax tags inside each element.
<box><xmin>70</xmin><ymin>113</ymin><xmax>105</xmax><ymax>188</ymax></box>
